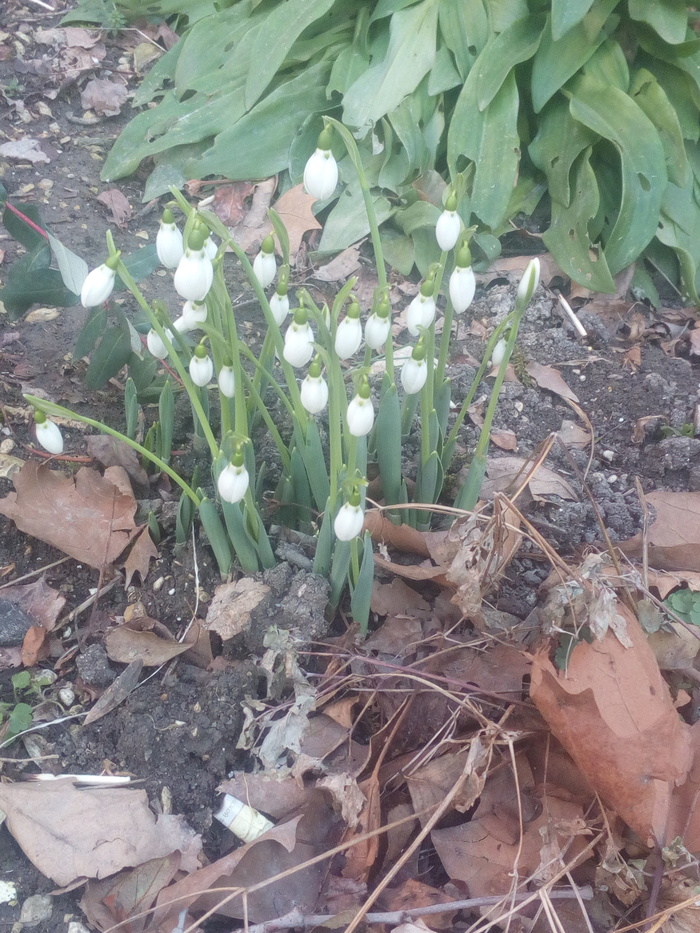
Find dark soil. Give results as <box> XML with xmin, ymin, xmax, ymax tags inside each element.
<box><xmin>1</xmin><ymin>1</ymin><xmax>700</xmax><ymax>931</ymax></box>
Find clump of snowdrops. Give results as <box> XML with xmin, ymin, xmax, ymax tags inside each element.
<box><xmin>27</xmin><ymin>118</ymin><xmax>539</xmax><ymax>633</ymax></box>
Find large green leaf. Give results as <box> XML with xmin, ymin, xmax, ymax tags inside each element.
<box><xmin>343</xmin><ymin>0</ymin><xmax>440</xmax><ymax>130</ymax></box>
<box><xmin>630</xmin><ymin>68</ymin><xmax>689</xmax><ymax>186</ymax></box>
<box><xmin>629</xmin><ymin>0</ymin><xmax>689</xmax><ymax>46</ymax></box>
<box><xmin>531</xmin><ymin>0</ymin><xmax>619</xmax><ymax>113</ymax></box>
<box><xmin>437</xmin><ymin>0</ymin><xmax>488</xmax><ymax>78</ymax></box>
<box><xmin>132</xmin><ymin>38</ymin><xmax>183</xmax><ymax>107</ymax></box>
<box><xmin>642</xmin><ymin>59</ymin><xmax>700</xmax><ymax>142</ymax></box>
<box><xmin>194</xmin><ymin>62</ymin><xmax>331</xmax><ymax>181</ymax></box>
<box><xmin>173</xmin><ymin>4</ymin><xmax>257</xmax><ymax>95</ymax></box>
<box><xmin>74</xmin><ymin>305</ymin><xmax>108</xmax><ymax>360</ymax></box>
<box><xmin>85</xmin><ymin>327</ymin><xmax>133</xmax><ymax>389</ymax></box>
<box><xmin>569</xmin><ymin>74</ymin><xmax>667</xmax><ymax>273</ymax></box>
<box><xmin>551</xmin><ymin>0</ymin><xmax>595</xmax><ymax>41</ymax></box>
<box><xmin>476</xmin><ymin>14</ymin><xmax>545</xmax><ymax>110</ymax></box>
<box><xmin>318</xmin><ymin>183</ymin><xmax>394</xmax><ymax>252</ymax></box>
<box><xmin>448</xmin><ymin>69</ymin><xmax>520</xmax><ymax>229</ymax></box>
<box><xmin>582</xmin><ymin>37</ymin><xmax>629</xmax><ymax>91</ymax></box>
<box><xmin>655</xmin><ymin>179</ymin><xmax>700</xmax><ymax>305</ymax></box>
<box><xmin>529</xmin><ymin>97</ymin><xmax>598</xmax><ymax>206</ymax></box>
<box><xmin>542</xmin><ymin>150</ymin><xmax>616</xmax><ymax>292</ymax></box>
<box><xmin>244</xmin><ymin>0</ymin><xmax>336</xmax><ymax>108</ymax></box>
<box><xmin>0</xmin><ymin>244</ymin><xmax>78</xmax><ymax>318</ymax></box>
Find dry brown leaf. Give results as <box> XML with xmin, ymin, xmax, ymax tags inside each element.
<box><xmin>621</xmin><ymin>491</ymin><xmax>700</xmax><ymax>572</ymax></box>
<box><xmin>80</xmin><ymin>78</ymin><xmax>128</xmax><ymax>116</ymax></box>
<box><xmin>96</xmin><ymin>189</ymin><xmax>131</xmax><ymax>227</ymax></box>
<box><xmin>104</xmin><ymin>621</ymin><xmax>189</xmax><ymax>666</ymax></box>
<box><xmin>381</xmin><ymin>880</ymin><xmax>457</xmax><ymax>931</ymax></box>
<box><xmin>205</xmin><ymin>579</ymin><xmax>271</xmax><ymax>640</ymax></box>
<box><xmin>370</xmin><ymin>578</ymin><xmax>431</xmax><ymax>619</ymax></box>
<box><xmin>87</xmin><ymin>437</ymin><xmax>148</xmax><ymax>491</ymax></box>
<box><xmin>530</xmin><ymin>601</ymin><xmax>693</xmax><ymax>845</ymax></box>
<box><xmin>212</xmin><ymin>181</ymin><xmax>255</xmax><ymax>225</ymax></box>
<box><xmin>525</xmin><ymin>361</ymin><xmax>580</xmax><ymax>403</ymax></box>
<box><xmin>480</xmin><ymin>456</ymin><xmax>578</xmax><ymax>502</ymax></box>
<box><xmin>313</xmin><ymin>246</ymin><xmax>361</xmax><ymax>283</ymax></box>
<box><xmin>0</xmin><ymin>138</ymin><xmax>50</xmax><ymax>164</ymax></box>
<box><xmin>229</xmin><ymin>177</ymin><xmax>277</xmax><ymax>252</ymax></box>
<box><xmin>218</xmin><ymin>773</ymin><xmax>310</xmax><ymax>819</ymax></box>
<box><xmin>646</xmin><ymin>569</ymin><xmax>700</xmax><ymax>599</ymax></box>
<box><xmin>632</xmin><ymin>414</ymin><xmax>665</xmax><ymax>444</ymax></box>
<box><xmin>271</xmin><ymin>184</ymin><xmax>321</xmax><ymax>261</ymax></box>
<box><xmin>80</xmin><ymin>854</ymin><xmax>181</xmax><ymax>933</ymax></box>
<box><xmin>122</xmin><ymin>524</ymin><xmax>158</xmax><ymax>587</ymax></box>
<box><xmin>489</xmin><ymin>429</ymin><xmax>517</xmax><ymax>450</ymax></box>
<box><xmin>83</xmin><ymin>660</ymin><xmax>143</xmax><ymax>726</ymax></box>
<box><xmin>340</xmin><ymin>774</ymin><xmax>381</xmax><ymax>882</ymax></box>
<box><xmin>0</xmin><ymin>577</ymin><xmax>65</xmax><ymax>632</ymax></box>
<box><xmin>0</xmin><ymin>463</ymin><xmax>144</xmax><ymax>572</ymax></box>
<box><xmin>558</xmin><ymin>418</ymin><xmax>591</xmax><ymax>449</ymax></box>
<box><xmin>0</xmin><ymin>780</ymin><xmax>201</xmax><ymax>886</ymax></box>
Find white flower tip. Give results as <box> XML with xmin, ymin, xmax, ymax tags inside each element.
<box><xmin>517</xmin><ymin>257</ymin><xmax>540</xmax><ymax>303</ymax></box>
<box><xmin>334</xmin><ymin>502</ymin><xmax>364</xmax><ymax>541</ymax></box>
<box><xmin>36</xmin><ymin>419</ymin><xmax>64</xmax><ymax>455</ymax></box>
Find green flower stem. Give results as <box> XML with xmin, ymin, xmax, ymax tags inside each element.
<box><xmin>435</xmin><ymin>298</ymin><xmax>455</xmax><ymax>389</ymax></box>
<box><xmin>327</xmin><ymin>354</ymin><xmax>346</xmax><ymax>504</ymax></box>
<box><xmin>240</xmin><ymin>370</ymin><xmax>292</xmax><ymax>473</ymax></box>
<box><xmin>214</xmin><ymin>274</ymin><xmax>248</xmax><ymax>438</ymax></box>
<box><xmin>455</xmin><ymin>299</ymin><xmax>529</xmax><ymax>511</ymax></box>
<box><xmin>237</xmin><ymin>343</ymin><xmax>296</xmax><ymax>420</ymax></box>
<box><xmin>115</xmin><ymin>259</ymin><xmax>219</xmax><ymax>461</ymax></box>
<box><xmin>24</xmin><ymin>394</ymin><xmax>200</xmax><ymax>506</ymax></box>
<box><xmin>350</xmin><ymin>536</ymin><xmax>361</xmax><ymax>584</ymax></box>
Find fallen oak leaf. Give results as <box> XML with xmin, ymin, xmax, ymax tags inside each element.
<box><xmin>620</xmin><ymin>490</ymin><xmax>700</xmax><ymax>572</ymax></box>
<box><xmin>271</xmin><ymin>184</ymin><xmax>321</xmax><ymax>261</ymax></box>
<box><xmin>526</xmin><ymin>361</ymin><xmax>579</xmax><ymax>403</ymax></box>
<box><xmin>95</xmin><ymin>189</ymin><xmax>132</xmax><ymax>228</ymax></box>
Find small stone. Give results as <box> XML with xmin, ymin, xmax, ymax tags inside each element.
<box><xmin>601</xmin><ymin>449</ymin><xmax>615</xmax><ymax>462</ymax></box>
<box><xmin>19</xmin><ymin>894</ymin><xmax>53</xmax><ymax>926</ymax></box>
<box><xmin>76</xmin><ymin>643</ymin><xmax>115</xmax><ymax>687</ymax></box>
<box><xmin>0</xmin><ymin>599</ymin><xmax>34</xmax><ymax>647</ymax></box>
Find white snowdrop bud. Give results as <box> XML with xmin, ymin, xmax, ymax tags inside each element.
<box><xmin>253</xmin><ymin>235</ymin><xmax>276</xmax><ymax>288</ymax></box>
<box><xmin>449</xmin><ymin>246</ymin><xmax>476</xmax><ymax>314</ymax></box>
<box><xmin>400</xmin><ymin>344</ymin><xmax>428</xmax><ymax>395</ymax></box>
<box><xmin>334</xmin><ymin>496</ymin><xmax>364</xmax><ymax>541</ymax></box>
<box><xmin>218</xmin><ymin>364</ymin><xmax>236</xmax><ymax>399</ymax></box>
<box><xmin>270</xmin><ymin>288</ymin><xmax>290</xmax><ymax>326</ymax></box>
<box><xmin>283</xmin><ymin>311</ymin><xmax>314</xmax><ymax>368</ymax></box>
<box><xmin>303</xmin><ymin>128</ymin><xmax>338</xmax><ymax>201</ymax></box>
<box><xmin>174</xmin><ymin>228</ymin><xmax>213</xmax><ymax>302</ymax></box>
<box><xmin>406</xmin><ymin>283</ymin><xmax>436</xmax><ymax>336</ymax></box>
<box><xmin>217</xmin><ymin>455</ymin><xmax>249</xmax><ymax>504</ymax></box>
<box><xmin>147</xmin><ymin>327</ymin><xmax>172</xmax><ymax>359</ymax></box>
<box><xmin>491</xmin><ymin>337</ymin><xmax>508</xmax><ymax>368</ymax></box>
<box><xmin>189</xmin><ymin>346</ymin><xmax>213</xmax><ymax>387</ymax></box>
<box><xmin>335</xmin><ymin>302</ymin><xmax>362</xmax><ymax>359</ymax></box>
<box><xmin>517</xmin><ymin>257</ymin><xmax>540</xmax><ymax>304</ymax></box>
<box><xmin>156</xmin><ymin>209</ymin><xmax>184</xmax><ymax>269</ymax></box>
<box><xmin>347</xmin><ymin>380</ymin><xmax>374</xmax><ymax>437</ymax></box>
<box><xmin>181</xmin><ymin>299</ymin><xmax>208</xmax><ymax>328</ymax></box>
<box><xmin>300</xmin><ymin>367</ymin><xmax>329</xmax><ymax>415</ymax></box>
<box><xmin>435</xmin><ymin>195</ymin><xmax>460</xmax><ymax>252</ymax></box>
<box><xmin>80</xmin><ymin>258</ymin><xmax>118</xmax><ymax>308</ymax></box>
<box><xmin>34</xmin><ymin>412</ymin><xmax>63</xmax><ymax>454</ymax></box>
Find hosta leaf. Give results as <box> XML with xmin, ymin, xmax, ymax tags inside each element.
<box><xmin>85</xmin><ymin>326</ymin><xmax>133</xmax><ymax>389</ymax></box>
<box><xmin>630</xmin><ymin>68</ymin><xmax>689</xmax><ymax>186</ymax></box>
<box><xmin>531</xmin><ymin>0</ymin><xmax>619</xmax><ymax>113</ymax></box>
<box><xmin>0</xmin><ymin>244</ymin><xmax>78</xmax><ymax>318</ymax></box>
<box><xmin>568</xmin><ymin>74</ymin><xmax>667</xmax><ymax>273</ymax></box>
<box><xmin>318</xmin><ymin>182</ymin><xmax>394</xmax><ymax>253</ymax></box>
<box><xmin>174</xmin><ymin>5</ymin><xmax>258</xmax><ymax>95</ymax></box>
<box><xmin>629</xmin><ymin>0</ymin><xmax>690</xmax><ymax>46</ymax></box>
<box><xmin>582</xmin><ymin>37</ymin><xmax>629</xmax><ymax>92</ymax></box>
<box><xmin>551</xmin><ymin>0</ymin><xmax>595</xmax><ymax>41</ymax></box>
<box><xmin>438</xmin><ymin>0</ymin><xmax>488</xmax><ymax>78</ymax></box>
<box><xmin>448</xmin><ymin>69</ymin><xmax>520</xmax><ymax>229</ymax></box>
<box><xmin>542</xmin><ymin>150</ymin><xmax>616</xmax><ymax>293</ymax></box>
<box><xmin>643</xmin><ymin>60</ymin><xmax>700</xmax><ymax>143</ymax></box>
<box><xmin>343</xmin><ymin>0</ymin><xmax>440</xmax><ymax>131</ymax></box>
<box><xmin>529</xmin><ymin>97</ymin><xmax>597</xmax><ymax>206</ymax></box>
<box><xmin>476</xmin><ymin>14</ymin><xmax>545</xmax><ymax>110</ymax></box>
<box><xmin>655</xmin><ymin>181</ymin><xmax>700</xmax><ymax>305</ymax></box>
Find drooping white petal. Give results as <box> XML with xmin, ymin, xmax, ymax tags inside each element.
<box><xmin>335</xmin><ymin>316</ymin><xmax>363</xmax><ymax>360</ymax></box>
<box><xmin>156</xmin><ymin>222</ymin><xmax>184</xmax><ymax>269</ymax></box>
<box><xmin>449</xmin><ymin>265</ymin><xmax>476</xmax><ymax>314</ymax></box>
<box><xmin>269</xmin><ymin>291</ymin><xmax>290</xmax><ymax>326</ymax></box>
<box><xmin>406</xmin><ymin>293</ymin><xmax>436</xmax><ymax>336</ymax></box>
<box><xmin>36</xmin><ymin>419</ymin><xmax>64</xmax><ymax>454</ymax></box>
<box><xmin>300</xmin><ymin>373</ymin><xmax>329</xmax><ymax>414</ymax></box>
<box><xmin>189</xmin><ymin>353</ymin><xmax>213</xmax><ymax>387</ymax></box>
<box><xmin>181</xmin><ymin>300</ymin><xmax>208</xmax><ymax>328</ymax></box>
<box><xmin>80</xmin><ymin>264</ymin><xmax>116</xmax><ymax>308</ymax></box>
<box><xmin>217</xmin><ymin>462</ymin><xmax>249</xmax><ymax>504</ymax></box>
<box><xmin>334</xmin><ymin>502</ymin><xmax>364</xmax><ymax>541</ymax></box>
<box><xmin>364</xmin><ymin>312</ymin><xmax>391</xmax><ymax>351</ymax></box>
<box><xmin>253</xmin><ymin>250</ymin><xmax>276</xmax><ymax>288</ymax></box>
<box><xmin>400</xmin><ymin>356</ymin><xmax>427</xmax><ymax>395</ymax></box>
<box><xmin>491</xmin><ymin>337</ymin><xmax>508</xmax><ymax>368</ymax></box>
<box><xmin>347</xmin><ymin>394</ymin><xmax>375</xmax><ymax>437</ymax></box>
<box><xmin>147</xmin><ymin>328</ymin><xmax>172</xmax><ymax>359</ymax></box>
<box><xmin>517</xmin><ymin>257</ymin><xmax>541</xmax><ymax>303</ymax></box>
<box><xmin>283</xmin><ymin>321</ymin><xmax>314</xmax><ymax>368</ymax></box>
<box><xmin>303</xmin><ymin>148</ymin><xmax>339</xmax><ymax>201</ymax></box>
<box><xmin>203</xmin><ymin>235</ymin><xmax>218</xmax><ymax>260</ymax></box>
<box><xmin>174</xmin><ymin>248</ymin><xmax>213</xmax><ymax>302</ymax></box>
<box><xmin>218</xmin><ymin>365</ymin><xmax>236</xmax><ymax>399</ymax></box>
<box><xmin>435</xmin><ymin>210</ymin><xmax>461</xmax><ymax>252</ymax></box>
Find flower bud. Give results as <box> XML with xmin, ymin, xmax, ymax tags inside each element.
<box><xmin>203</xmin><ymin>235</ymin><xmax>218</xmax><ymax>260</ymax></box>
<box><xmin>156</xmin><ymin>209</ymin><xmax>184</xmax><ymax>269</ymax></box>
<box><xmin>347</xmin><ymin>382</ymin><xmax>374</xmax><ymax>437</ymax></box>
<box><xmin>189</xmin><ymin>345</ymin><xmax>213</xmax><ymax>387</ymax></box>
<box><xmin>147</xmin><ymin>327</ymin><xmax>172</xmax><ymax>359</ymax></box>
<box><xmin>517</xmin><ymin>257</ymin><xmax>540</xmax><ymax>304</ymax></box>
<box><xmin>80</xmin><ymin>258</ymin><xmax>118</xmax><ymax>308</ymax></box>
<box><xmin>435</xmin><ymin>195</ymin><xmax>460</xmax><ymax>252</ymax></box>
<box><xmin>491</xmin><ymin>337</ymin><xmax>508</xmax><ymax>368</ymax></box>
<box><xmin>270</xmin><ymin>288</ymin><xmax>290</xmax><ymax>326</ymax></box>
<box><xmin>174</xmin><ymin>243</ymin><xmax>213</xmax><ymax>302</ymax></box>
<box><xmin>334</xmin><ymin>499</ymin><xmax>364</xmax><ymax>541</ymax></box>
<box><xmin>335</xmin><ymin>302</ymin><xmax>362</xmax><ymax>359</ymax></box>
<box><xmin>34</xmin><ymin>411</ymin><xmax>63</xmax><ymax>454</ymax></box>
<box><xmin>217</xmin><ymin>457</ymin><xmax>249</xmax><ymax>505</ymax></box>
<box><xmin>300</xmin><ymin>369</ymin><xmax>329</xmax><ymax>414</ymax></box>
<box><xmin>364</xmin><ymin>309</ymin><xmax>391</xmax><ymax>350</ymax></box>
<box><xmin>406</xmin><ymin>282</ymin><xmax>436</xmax><ymax>336</ymax></box>
<box><xmin>181</xmin><ymin>299</ymin><xmax>208</xmax><ymax>329</ymax></box>
<box><xmin>253</xmin><ymin>235</ymin><xmax>276</xmax><ymax>288</ymax></box>
<box><xmin>400</xmin><ymin>344</ymin><xmax>428</xmax><ymax>395</ymax></box>
<box><xmin>449</xmin><ymin>264</ymin><xmax>476</xmax><ymax>315</ymax></box>
<box><xmin>304</xmin><ymin>128</ymin><xmax>338</xmax><ymax>201</ymax></box>
<box><xmin>283</xmin><ymin>313</ymin><xmax>314</xmax><ymax>368</ymax></box>
<box><xmin>218</xmin><ymin>364</ymin><xmax>236</xmax><ymax>399</ymax></box>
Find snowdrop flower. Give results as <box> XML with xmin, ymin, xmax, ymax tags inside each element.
<box><xmin>406</xmin><ymin>282</ymin><xmax>436</xmax><ymax>336</ymax></box>
<box><xmin>300</xmin><ymin>357</ymin><xmax>328</xmax><ymax>414</ymax></box>
<box><xmin>334</xmin><ymin>492</ymin><xmax>364</xmax><ymax>542</ymax></box>
<box><xmin>347</xmin><ymin>379</ymin><xmax>374</xmax><ymax>437</ymax></box>
<box><xmin>401</xmin><ymin>341</ymin><xmax>428</xmax><ymax>395</ymax></box>
<box><xmin>147</xmin><ymin>327</ymin><xmax>172</xmax><ymax>359</ymax></box>
<box><xmin>335</xmin><ymin>301</ymin><xmax>362</xmax><ymax>359</ymax></box>
<box><xmin>365</xmin><ymin>299</ymin><xmax>391</xmax><ymax>351</ymax></box>
<box><xmin>491</xmin><ymin>337</ymin><xmax>508</xmax><ymax>368</ymax></box>
<box><xmin>270</xmin><ymin>285</ymin><xmax>290</xmax><ymax>326</ymax></box>
<box><xmin>217</xmin><ymin>450</ymin><xmax>249</xmax><ymax>505</ymax></box>
<box><xmin>435</xmin><ymin>194</ymin><xmax>460</xmax><ymax>252</ymax></box>
<box><xmin>449</xmin><ymin>246</ymin><xmax>476</xmax><ymax>314</ymax></box>
<box><xmin>182</xmin><ymin>299</ymin><xmax>208</xmax><ymax>328</ymax></box>
<box><xmin>34</xmin><ymin>411</ymin><xmax>63</xmax><ymax>454</ymax></box>
<box><xmin>174</xmin><ymin>229</ymin><xmax>213</xmax><ymax>302</ymax></box>
<box><xmin>156</xmin><ymin>209</ymin><xmax>184</xmax><ymax>269</ymax></box>
<box><xmin>517</xmin><ymin>257</ymin><xmax>540</xmax><ymax>304</ymax></box>
<box><xmin>253</xmin><ymin>235</ymin><xmax>276</xmax><ymax>289</ymax></box>
<box><xmin>189</xmin><ymin>344</ymin><xmax>213</xmax><ymax>387</ymax></box>
<box><xmin>218</xmin><ymin>363</ymin><xmax>236</xmax><ymax>399</ymax></box>
<box><xmin>203</xmin><ymin>235</ymin><xmax>218</xmax><ymax>260</ymax></box>
<box><xmin>304</xmin><ymin>128</ymin><xmax>338</xmax><ymax>201</ymax></box>
<box><xmin>80</xmin><ymin>255</ymin><xmax>119</xmax><ymax>308</ymax></box>
<box><xmin>284</xmin><ymin>309</ymin><xmax>314</xmax><ymax>368</ymax></box>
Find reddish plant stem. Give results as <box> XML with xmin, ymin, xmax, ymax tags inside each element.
<box><xmin>4</xmin><ymin>202</ymin><xmax>50</xmax><ymax>240</ymax></box>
